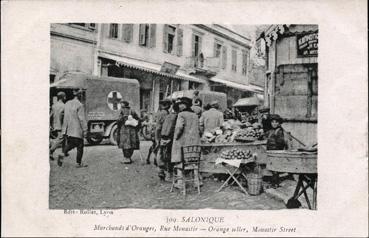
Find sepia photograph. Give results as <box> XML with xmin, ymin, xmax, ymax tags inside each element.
<box><xmin>2</xmin><ymin>0</ymin><xmax>368</xmax><ymax>236</ymax></box>
<box><xmin>49</xmin><ymin>23</ymin><xmax>318</xmax><ymax>210</ymax></box>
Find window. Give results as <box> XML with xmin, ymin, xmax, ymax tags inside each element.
<box><xmin>231</xmin><ymin>48</ymin><xmax>237</xmax><ymax>72</ymax></box>
<box><xmin>214</xmin><ymin>43</ymin><xmax>222</xmax><ymax>57</ymax></box>
<box><xmin>193</xmin><ymin>35</ymin><xmax>201</xmax><ymax>57</ymax></box>
<box><xmin>122</xmin><ymin>24</ymin><xmax>133</xmax><ymax>43</ymax></box>
<box><xmin>109</xmin><ymin>24</ymin><xmax>119</xmax><ymax>39</ymax></box>
<box><xmin>163</xmin><ymin>25</ymin><xmax>183</xmax><ymax>56</ymax></box>
<box><xmin>242</xmin><ymin>49</ymin><xmax>248</xmax><ymax>75</ymax></box>
<box><xmin>139</xmin><ymin>24</ymin><xmax>156</xmax><ymax>47</ymax></box>
<box><xmin>214</xmin><ymin>41</ymin><xmax>227</xmax><ymax>69</ymax></box>
<box><xmin>191</xmin><ymin>33</ymin><xmax>203</xmax><ymax>67</ymax></box>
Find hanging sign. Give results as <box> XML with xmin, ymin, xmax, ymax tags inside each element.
<box><xmin>160</xmin><ymin>61</ymin><xmax>180</xmax><ymax>75</ymax></box>
<box><xmin>296</xmin><ymin>32</ymin><xmax>318</xmax><ymax>57</ymax></box>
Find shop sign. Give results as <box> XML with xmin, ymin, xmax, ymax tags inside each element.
<box><xmin>296</xmin><ymin>32</ymin><xmax>318</xmax><ymax>57</ymax></box>
<box><xmin>160</xmin><ymin>61</ymin><xmax>180</xmax><ymax>74</ymax></box>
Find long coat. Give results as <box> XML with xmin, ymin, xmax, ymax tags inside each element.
<box><xmin>171</xmin><ymin>110</ymin><xmax>200</xmax><ymax>163</ymax></box>
<box><xmin>199</xmin><ymin>108</ymin><xmax>224</xmax><ymax>134</ymax></box>
<box><xmin>62</xmin><ymin>98</ymin><xmax>87</xmax><ymax>139</ymax></box>
<box><xmin>117</xmin><ymin>107</ymin><xmax>140</xmax><ymax>150</ymax></box>
<box><xmin>51</xmin><ymin>100</ymin><xmax>65</xmax><ymax>131</ymax></box>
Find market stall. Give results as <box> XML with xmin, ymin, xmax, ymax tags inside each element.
<box><xmin>233</xmin><ymin>95</ymin><xmax>261</xmax><ymax>123</ymax></box>
<box><xmin>199</xmin><ymin>119</ymin><xmax>268</xmax><ymax>195</ymax></box>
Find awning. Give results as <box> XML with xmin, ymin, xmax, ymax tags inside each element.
<box><xmin>233</xmin><ymin>96</ymin><xmax>261</xmax><ymax>107</ymax></box>
<box><xmin>209</xmin><ymin>77</ymin><xmax>264</xmax><ymax>93</ymax></box>
<box><xmin>99</xmin><ymin>52</ymin><xmax>206</xmax><ymax>84</ymax></box>
<box><xmin>50</xmin><ymin>73</ymin><xmax>87</xmax><ymax>89</ymax></box>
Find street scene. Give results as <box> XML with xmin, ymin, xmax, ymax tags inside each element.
<box><xmin>49</xmin><ymin>24</ymin><xmax>318</xmax><ymax>210</ymax></box>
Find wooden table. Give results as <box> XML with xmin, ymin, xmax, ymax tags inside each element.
<box><xmin>266</xmin><ymin>150</ymin><xmax>317</xmax><ymax>209</ymax></box>
<box><xmin>214</xmin><ymin>158</ymin><xmax>256</xmax><ymax>195</ymax></box>
<box><xmin>200</xmin><ymin>141</ymin><xmax>267</xmax><ymax>174</ymax></box>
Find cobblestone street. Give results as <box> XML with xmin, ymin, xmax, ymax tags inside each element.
<box><xmin>49</xmin><ymin>141</ymin><xmax>285</xmax><ymax>210</ymax></box>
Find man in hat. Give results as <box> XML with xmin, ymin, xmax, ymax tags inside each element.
<box><xmin>199</xmin><ymin>100</ymin><xmax>224</xmax><ymax>135</ymax></box>
<box><xmin>157</xmin><ymin>99</ymin><xmax>179</xmax><ymax>181</ymax></box>
<box><xmin>147</xmin><ymin>99</ymin><xmax>171</xmax><ymax>165</ymax></box>
<box><xmin>58</xmin><ymin>89</ymin><xmax>88</xmax><ymax>168</ymax></box>
<box><xmin>171</xmin><ymin>97</ymin><xmax>201</xmax><ymax>188</ymax></box>
<box><xmin>50</xmin><ymin>91</ymin><xmax>66</xmax><ymax>160</ymax></box>
<box><xmin>116</xmin><ymin>100</ymin><xmax>141</xmax><ymax>164</ymax></box>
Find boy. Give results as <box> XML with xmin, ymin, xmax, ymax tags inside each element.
<box><xmin>266</xmin><ymin>114</ymin><xmax>287</xmax><ymax>187</ymax></box>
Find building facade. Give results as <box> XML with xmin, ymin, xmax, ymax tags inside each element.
<box><xmin>50</xmin><ymin>23</ymin><xmax>261</xmax><ymax>112</ymax></box>
<box><xmin>259</xmin><ymin>24</ymin><xmax>318</xmax><ymax>146</ymax></box>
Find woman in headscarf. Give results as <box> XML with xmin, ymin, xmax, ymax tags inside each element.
<box><xmin>116</xmin><ymin>101</ymin><xmax>141</xmax><ymax>164</ymax></box>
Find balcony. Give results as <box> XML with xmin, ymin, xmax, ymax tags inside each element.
<box><xmin>184</xmin><ymin>56</ymin><xmax>220</xmax><ymax>77</ymax></box>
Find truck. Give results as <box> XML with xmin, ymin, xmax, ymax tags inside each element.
<box><xmin>50</xmin><ymin>72</ymin><xmax>140</xmax><ymax>145</ymax></box>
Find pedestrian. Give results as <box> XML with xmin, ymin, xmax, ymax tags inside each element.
<box><xmin>266</xmin><ymin>114</ymin><xmax>287</xmax><ymax>187</ymax></box>
<box><xmin>146</xmin><ymin>99</ymin><xmax>171</xmax><ymax>165</ymax></box>
<box><xmin>116</xmin><ymin>101</ymin><xmax>141</xmax><ymax>164</ymax></box>
<box><xmin>171</xmin><ymin>97</ymin><xmax>201</xmax><ymax>188</ymax></box>
<box><xmin>192</xmin><ymin>90</ymin><xmax>200</xmax><ymax>105</ymax></box>
<box><xmin>157</xmin><ymin>100</ymin><xmax>179</xmax><ymax>181</ymax></box>
<box><xmin>50</xmin><ymin>91</ymin><xmax>66</xmax><ymax>160</ymax></box>
<box><xmin>191</xmin><ymin>98</ymin><xmax>203</xmax><ymax>118</ymax></box>
<box><xmin>199</xmin><ymin>100</ymin><xmax>224</xmax><ymax>135</ymax></box>
<box><xmin>58</xmin><ymin>89</ymin><xmax>88</xmax><ymax>168</ymax></box>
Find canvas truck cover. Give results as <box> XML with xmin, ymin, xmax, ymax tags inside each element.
<box><xmin>168</xmin><ymin>90</ymin><xmax>227</xmax><ymax>111</ymax></box>
<box><xmin>50</xmin><ymin>73</ymin><xmax>140</xmax><ymax>121</ymax></box>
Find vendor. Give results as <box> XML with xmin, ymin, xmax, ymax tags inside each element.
<box><xmin>199</xmin><ymin>100</ymin><xmax>224</xmax><ymax>135</ymax></box>
<box><xmin>266</xmin><ymin>114</ymin><xmax>287</xmax><ymax>150</ymax></box>
<box><xmin>266</xmin><ymin>114</ymin><xmax>287</xmax><ymax>188</ymax></box>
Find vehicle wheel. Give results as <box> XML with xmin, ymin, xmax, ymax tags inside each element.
<box><xmin>109</xmin><ymin>124</ymin><xmax>118</xmax><ymax>145</ymax></box>
<box><xmin>87</xmin><ymin>134</ymin><xmax>103</xmax><ymax>145</ymax></box>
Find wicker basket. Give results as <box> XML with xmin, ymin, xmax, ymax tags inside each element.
<box><xmin>247</xmin><ymin>173</ymin><xmax>263</xmax><ymax>196</ymax></box>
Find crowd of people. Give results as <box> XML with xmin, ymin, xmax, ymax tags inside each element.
<box><xmin>50</xmin><ymin>88</ymin><xmax>288</xmax><ymax>189</ymax></box>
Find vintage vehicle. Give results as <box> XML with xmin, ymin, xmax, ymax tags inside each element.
<box><xmin>167</xmin><ymin>90</ymin><xmax>227</xmax><ymax>111</ymax></box>
<box><xmin>50</xmin><ymin>72</ymin><xmax>140</xmax><ymax>145</ymax></box>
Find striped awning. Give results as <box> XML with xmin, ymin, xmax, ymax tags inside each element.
<box><xmin>99</xmin><ymin>52</ymin><xmax>207</xmax><ymax>84</ymax></box>
<box><xmin>210</xmin><ymin>77</ymin><xmax>264</xmax><ymax>93</ymax></box>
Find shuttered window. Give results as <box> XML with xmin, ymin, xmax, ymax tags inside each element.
<box><xmin>176</xmin><ymin>28</ymin><xmax>183</xmax><ymax>56</ymax></box>
<box><xmin>242</xmin><ymin>49</ymin><xmax>248</xmax><ymax>75</ymax></box>
<box><xmin>139</xmin><ymin>24</ymin><xmax>156</xmax><ymax>48</ymax></box>
<box><xmin>122</xmin><ymin>24</ymin><xmax>133</xmax><ymax>43</ymax></box>
<box><xmin>149</xmin><ymin>24</ymin><xmax>156</xmax><ymax>48</ymax></box>
<box><xmin>109</xmin><ymin>24</ymin><xmax>119</xmax><ymax>39</ymax></box>
<box><xmin>231</xmin><ymin>48</ymin><xmax>237</xmax><ymax>72</ymax></box>
<box><xmin>163</xmin><ymin>24</ymin><xmax>182</xmax><ymax>56</ymax></box>
<box><xmin>222</xmin><ymin>46</ymin><xmax>227</xmax><ymax>69</ymax></box>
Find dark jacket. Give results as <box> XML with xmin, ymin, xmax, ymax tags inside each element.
<box><xmin>161</xmin><ymin>112</ymin><xmax>178</xmax><ymax>139</ymax></box>
<box><xmin>266</xmin><ymin>127</ymin><xmax>287</xmax><ymax>150</ymax></box>
<box><xmin>117</xmin><ymin>107</ymin><xmax>141</xmax><ymax>150</ymax></box>
<box><xmin>154</xmin><ymin>109</ymin><xmax>169</xmax><ymax>142</ymax></box>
